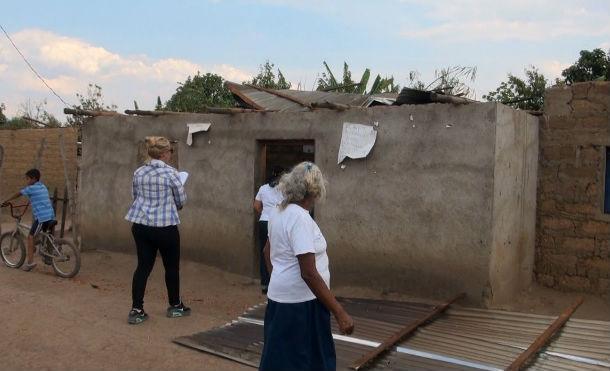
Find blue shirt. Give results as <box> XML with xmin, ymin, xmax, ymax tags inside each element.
<box><xmin>21</xmin><ymin>181</ymin><xmax>55</xmax><ymax>223</ymax></box>
<box><xmin>125</xmin><ymin>159</ymin><xmax>187</xmax><ymax>227</ymax></box>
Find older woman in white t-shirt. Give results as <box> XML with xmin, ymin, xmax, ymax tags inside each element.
<box><xmin>253</xmin><ymin>167</ymin><xmax>283</xmax><ymax>294</ymax></box>
<box><xmin>259</xmin><ymin>162</ymin><xmax>354</xmax><ymax>371</ymax></box>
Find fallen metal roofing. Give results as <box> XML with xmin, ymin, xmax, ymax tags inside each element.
<box><xmin>226</xmin><ymin>82</ymin><xmax>397</xmax><ymax>112</ymax></box>
<box><xmin>174</xmin><ymin>297</ymin><xmax>610</xmax><ymax>370</ymax></box>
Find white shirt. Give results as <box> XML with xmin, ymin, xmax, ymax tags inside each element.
<box><xmin>255</xmin><ymin>184</ymin><xmax>284</xmax><ymax>222</ymax></box>
<box><xmin>267</xmin><ymin>204</ymin><xmax>330</xmax><ymax>303</ymax></box>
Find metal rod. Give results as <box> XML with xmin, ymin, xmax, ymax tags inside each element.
<box><xmin>505</xmin><ymin>297</ymin><xmax>584</xmax><ymax>371</ymax></box>
<box><xmin>350</xmin><ymin>292</ymin><xmax>465</xmax><ymax>370</ymax></box>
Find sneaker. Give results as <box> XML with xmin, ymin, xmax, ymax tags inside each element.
<box><xmin>22</xmin><ymin>262</ymin><xmax>37</xmax><ymax>272</ymax></box>
<box><xmin>167</xmin><ymin>302</ymin><xmax>191</xmax><ymax>318</ymax></box>
<box><xmin>128</xmin><ymin>308</ymin><xmax>148</xmax><ymax>325</ymax></box>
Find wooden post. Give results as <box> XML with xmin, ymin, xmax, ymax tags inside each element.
<box><xmin>0</xmin><ymin>145</ymin><xmax>4</xmax><ymax>229</ymax></box>
<box><xmin>505</xmin><ymin>297</ymin><xmax>584</xmax><ymax>370</ymax></box>
<box><xmin>350</xmin><ymin>293</ymin><xmax>465</xmax><ymax>370</ymax></box>
<box><xmin>58</xmin><ymin>130</ymin><xmax>79</xmax><ymax>249</ymax></box>
<box><xmin>60</xmin><ymin>186</ymin><xmax>68</xmax><ymax>239</ymax></box>
<box><xmin>51</xmin><ymin>187</ymin><xmax>58</xmax><ymax>215</ymax></box>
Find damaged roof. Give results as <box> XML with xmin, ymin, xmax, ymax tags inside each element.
<box><xmin>226</xmin><ymin>82</ymin><xmax>397</xmax><ymax>112</ymax></box>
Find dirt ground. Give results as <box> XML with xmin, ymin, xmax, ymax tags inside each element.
<box><xmin>1</xmin><ymin>249</ymin><xmax>608</xmax><ymax>371</ymax></box>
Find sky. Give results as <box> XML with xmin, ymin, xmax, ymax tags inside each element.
<box><xmin>1</xmin><ymin>0</ymin><xmax>609</xmax><ymax>120</ymax></box>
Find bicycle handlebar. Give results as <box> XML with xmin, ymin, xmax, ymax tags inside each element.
<box><xmin>0</xmin><ymin>202</ymin><xmax>30</xmax><ymax>219</ymax></box>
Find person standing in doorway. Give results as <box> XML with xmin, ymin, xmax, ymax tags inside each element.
<box><xmin>253</xmin><ymin>166</ymin><xmax>284</xmax><ymax>294</ymax></box>
<box><xmin>259</xmin><ymin>162</ymin><xmax>354</xmax><ymax>371</ymax></box>
<box><xmin>125</xmin><ymin>136</ymin><xmax>189</xmax><ymax>325</ymax></box>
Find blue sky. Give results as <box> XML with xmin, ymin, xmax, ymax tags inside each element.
<box><xmin>1</xmin><ymin>0</ymin><xmax>609</xmax><ymax>119</ymax></box>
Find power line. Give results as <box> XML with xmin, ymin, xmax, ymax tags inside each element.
<box><xmin>0</xmin><ymin>24</ymin><xmax>72</xmax><ymax>107</ymax></box>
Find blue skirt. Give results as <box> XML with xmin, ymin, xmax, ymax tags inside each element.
<box><xmin>259</xmin><ymin>299</ymin><xmax>336</xmax><ymax>371</ymax></box>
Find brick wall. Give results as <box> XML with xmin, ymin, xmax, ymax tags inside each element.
<box><xmin>0</xmin><ymin>128</ymin><xmax>78</xmax><ymax>222</ymax></box>
<box><xmin>536</xmin><ymin>82</ymin><xmax>610</xmax><ymax>294</ymax></box>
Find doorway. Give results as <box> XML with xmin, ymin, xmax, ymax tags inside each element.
<box><xmin>253</xmin><ymin>140</ymin><xmax>315</xmax><ymax>279</ymax></box>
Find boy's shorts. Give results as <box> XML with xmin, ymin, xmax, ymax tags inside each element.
<box><xmin>30</xmin><ymin>220</ymin><xmax>54</xmax><ymax>236</ymax></box>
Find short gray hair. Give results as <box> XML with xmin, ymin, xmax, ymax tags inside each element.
<box><xmin>279</xmin><ymin>162</ymin><xmax>326</xmax><ymax>209</ymax></box>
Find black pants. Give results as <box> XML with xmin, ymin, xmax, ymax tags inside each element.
<box><xmin>131</xmin><ymin>223</ymin><xmax>181</xmax><ymax>309</ymax></box>
<box><xmin>258</xmin><ymin>221</ymin><xmax>270</xmax><ymax>287</ymax></box>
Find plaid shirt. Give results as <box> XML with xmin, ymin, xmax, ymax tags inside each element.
<box><xmin>125</xmin><ymin>159</ymin><xmax>187</xmax><ymax>227</ymax></box>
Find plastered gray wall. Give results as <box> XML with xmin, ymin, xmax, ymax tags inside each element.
<box><xmin>81</xmin><ymin>103</ymin><xmax>537</xmax><ymax>304</ymax></box>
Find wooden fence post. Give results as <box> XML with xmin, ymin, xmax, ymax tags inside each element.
<box><xmin>60</xmin><ymin>186</ymin><xmax>68</xmax><ymax>239</ymax></box>
<box><xmin>58</xmin><ymin>131</ymin><xmax>79</xmax><ymax>249</ymax></box>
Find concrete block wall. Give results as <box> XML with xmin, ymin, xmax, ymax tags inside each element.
<box><xmin>0</xmin><ymin>128</ymin><xmax>78</xmax><ymax>222</ymax></box>
<box><xmin>82</xmin><ymin>103</ymin><xmax>538</xmax><ymax>305</ymax></box>
<box><xmin>536</xmin><ymin>82</ymin><xmax>610</xmax><ymax>294</ymax></box>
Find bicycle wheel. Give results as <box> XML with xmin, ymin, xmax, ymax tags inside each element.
<box><xmin>0</xmin><ymin>232</ymin><xmax>26</xmax><ymax>268</ymax></box>
<box><xmin>51</xmin><ymin>239</ymin><xmax>81</xmax><ymax>278</ymax></box>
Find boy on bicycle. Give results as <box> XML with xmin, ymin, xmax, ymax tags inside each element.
<box><xmin>2</xmin><ymin>168</ymin><xmax>55</xmax><ymax>271</ymax></box>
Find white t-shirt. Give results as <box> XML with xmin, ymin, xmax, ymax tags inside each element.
<box><xmin>255</xmin><ymin>184</ymin><xmax>284</xmax><ymax>222</ymax></box>
<box><xmin>267</xmin><ymin>204</ymin><xmax>330</xmax><ymax>303</ymax></box>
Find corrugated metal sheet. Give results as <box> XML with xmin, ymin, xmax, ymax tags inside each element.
<box><xmin>226</xmin><ymin>82</ymin><xmax>397</xmax><ymax>112</ymax></box>
<box><xmin>174</xmin><ymin>298</ymin><xmax>610</xmax><ymax>370</ymax></box>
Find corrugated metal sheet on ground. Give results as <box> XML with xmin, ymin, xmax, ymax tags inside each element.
<box><xmin>174</xmin><ymin>298</ymin><xmax>610</xmax><ymax>370</ymax></box>
<box><xmin>399</xmin><ymin>305</ymin><xmax>610</xmax><ymax>371</ymax></box>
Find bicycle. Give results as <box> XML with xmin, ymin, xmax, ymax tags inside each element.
<box><xmin>0</xmin><ymin>202</ymin><xmax>81</xmax><ymax>278</ymax></box>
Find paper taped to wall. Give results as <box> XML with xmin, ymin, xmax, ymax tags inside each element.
<box><xmin>186</xmin><ymin>123</ymin><xmax>211</xmax><ymax>146</ymax></box>
<box><xmin>337</xmin><ymin>122</ymin><xmax>377</xmax><ymax>164</ymax></box>
<box><xmin>178</xmin><ymin>171</ymin><xmax>189</xmax><ymax>185</ymax></box>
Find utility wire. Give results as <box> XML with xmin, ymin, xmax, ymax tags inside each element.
<box><xmin>0</xmin><ymin>24</ymin><xmax>72</xmax><ymax>107</ymax></box>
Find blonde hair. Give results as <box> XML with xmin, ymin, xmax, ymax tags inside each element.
<box><xmin>145</xmin><ymin>136</ymin><xmax>171</xmax><ymax>159</ymax></box>
<box><xmin>279</xmin><ymin>162</ymin><xmax>326</xmax><ymax>209</ymax></box>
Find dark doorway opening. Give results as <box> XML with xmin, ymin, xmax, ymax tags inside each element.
<box><xmin>253</xmin><ymin>140</ymin><xmax>315</xmax><ymax>279</ymax></box>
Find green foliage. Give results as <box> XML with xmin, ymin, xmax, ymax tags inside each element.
<box><xmin>18</xmin><ymin>99</ymin><xmax>62</xmax><ymax>127</ymax></box>
<box><xmin>561</xmin><ymin>48</ymin><xmax>610</xmax><ymax>84</ymax></box>
<box><xmin>483</xmin><ymin>66</ymin><xmax>547</xmax><ymax>110</ymax></box>
<box><xmin>1</xmin><ymin>117</ymin><xmax>33</xmax><ymax>129</ymax></box>
<box><xmin>1</xmin><ymin>100</ymin><xmax>63</xmax><ymax>129</ymax></box>
<box><xmin>317</xmin><ymin>61</ymin><xmax>399</xmax><ymax>94</ymax></box>
<box><xmin>0</xmin><ymin>103</ymin><xmax>6</xmax><ymax>124</ymax></box>
<box><xmin>247</xmin><ymin>60</ymin><xmax>291</xmax><ymax>90</ymax></box>
<box><xmin>164</xmin><ymin>72</ymin><xmax>235</xmax><ymax>111</ymax></box>
<box><xmin>66</xmin><ymin>83</ymin><xmax>117</xmax><ymax>136</ymax></box>
<box><xmin>408</xmin><ymin>66</ymin><xmax>477</xmax><ymax>97</ymax></box>
<box><xmin>155</xmin><ymin>96</ymin><xmax>163</xmax><ymax>111</ymax></box>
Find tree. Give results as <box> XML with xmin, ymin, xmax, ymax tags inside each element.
<box><xmin>18</xmin><ymin>99</ymin><xmax>62</xmax><ymax>127</ymax></box>
<box><xmin>0</xmin><ymin>103</ymin><xmax>6</xmax><ymax>124</ymax></box>
<box><xmin>483</xmin><ymin>66</ymin><xmax>547</xmax><ymax>110</ymax></box>
<box><xmin>155</xmin><ymin>96</ymin><xmax>163</xmax><ymax>111</ymax></box>
<box><xmin>66</xmin><ymin>83</ymin><xmax>117</xmax><ymax>141</ymax></box>
<box><xmin>408</xmin><ymin>66</ymin><xmax>477</xmax><ymax>98</ymax></box>
<box><xmin>316</xmin><ymin>61</ymin><xmax>399</xmax><ymax>94</ymax></box>
<box><xmin>246</xmin><ymin>60</ymin><xmax>291</xmax><ymax>90</ymax></box>
<box><xmin>164</xmin><ymin>72</ymin><xmax>235</xmax><ymax>111</ymax></box>
<box><xmin>561</xmin><ymin>48</ymin><xmax>610</xmax><ymax>84</ymax></box>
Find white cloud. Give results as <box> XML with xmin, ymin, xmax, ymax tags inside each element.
<box><xmin>0</xmin><ymin>28</ymin><xmax>253</xmax><ymax>118</ymax></box>
<box><xmin>399</xmin><ymin>0</ymin><xmax>610</xmax><ymax>42</ymax></box>
<box><xmin>539</xmin><ymin>60</ymin><xmax>570</xmax><ymax>81</ymax></box>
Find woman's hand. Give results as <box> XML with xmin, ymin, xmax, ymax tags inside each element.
<box><xmin>335</xmin><ymin>310</ymin><xmax>354</xmax><ymax>335</ymax></box>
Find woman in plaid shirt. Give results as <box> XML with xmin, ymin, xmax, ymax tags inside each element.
<box><xmin>125</xmin><ymin>136</ymin><xmax>189</xmax><ymax>325</ymax></box>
